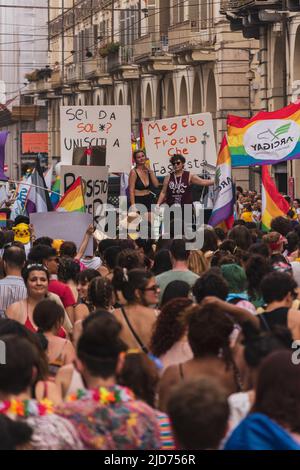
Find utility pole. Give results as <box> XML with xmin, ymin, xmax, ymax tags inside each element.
<box><xmin>61</xmin><ymin>0</ymin><xmax>65</xmax><ymax>83</ymax></box>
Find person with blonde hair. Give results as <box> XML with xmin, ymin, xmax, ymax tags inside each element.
<box><xmin>188</xmin><ymin>250</ymin><xmax>208</xmax><ymax>276</ymax></box>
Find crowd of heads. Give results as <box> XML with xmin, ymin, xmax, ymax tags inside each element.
<box><xmin>1</xmin><ymin>186</ymin><xmax>300</xmax><ymax>450</ymax></box>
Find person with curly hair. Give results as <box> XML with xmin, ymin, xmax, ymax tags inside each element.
<box><xmin>158</xmin><ymin>303</ymin><xmax>239</xmax><ymax>411</ymax></box>
<box><xmin>150</xmin><ymin>298</ymin><xmax>193</xmax><ymax>372</ymax></box>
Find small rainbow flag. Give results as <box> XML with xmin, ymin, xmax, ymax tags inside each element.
<box><xmin>261</xmin><ymin>166</ymin><xmax>289</xmax><ymax>232</ymax></box>
<box><xmin>208</xmin><ymin>135</ymin><xmax>234</xmax><ymax>231</ymax></box>
<box><xmin>55</xmin><ymin>177</ymin><xmax>85</xmax><ymax>213</ymax></box>
<box><xmin>0</xmin><ymin>211</ymin><xmax>7</xmax><ymax>228</ymax></box>
<box><xmin>227</xmin><ymin>102</ymin><xmax>300</xmax><ymax>167</ymax></box>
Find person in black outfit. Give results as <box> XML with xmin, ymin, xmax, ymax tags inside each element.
<box><xmin>259</xmin><ymin>272</ymin><xmax>300</xmax><ymax>339</ymax></box>
<box><xmin>128</xmin><ymin>150</ymin><xmax>159</xmax><ymax>216</ymax></box>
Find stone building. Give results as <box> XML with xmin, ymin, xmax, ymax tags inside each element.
<box><xmin>35</xmin><ymin>0</ymin><xmax>260</xmax><ymax>187</ymax></box>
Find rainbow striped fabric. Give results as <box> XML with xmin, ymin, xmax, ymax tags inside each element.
<box><xmin>55</xmin><ymin>176</ymin><xmax>85</xmax><ymax>213</ymax></box>
<box><xmin>208</xmin><ymin>135</ymin><xmax>234</xmax><ymax>230</ymax></box>
<box><xmin>261</xmin><ymin>166</ymin><xmax>289</xmax><ymax>231</ymax></box>
<box><xmin>0</xmin><ymin>211</ymin><xmax>7</xmax><ymax>228</ymax></box>
<box><xmin>227</xmin><ymin>103</ymin><xmax>300</xmax><ymax>167</ymax></box>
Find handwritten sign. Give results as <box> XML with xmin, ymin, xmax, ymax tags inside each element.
<box><xmin>60</xmin><ymin>165</ymin><xmax>108</xmax><ymax>228</ymax></box>
<box><xmin>60</xmin><ymin>106</ymin><xmax>131</xmax><ymax>173</ymax></box>
<box><xmin>30</xmin><ymin>212</ymin><xmax>93</xmax><ymax>256</ymax></box>
<box><xmin>142</xmin><ymin>113</ymin><xmax>217</xmax><ymax>175</ymax></box>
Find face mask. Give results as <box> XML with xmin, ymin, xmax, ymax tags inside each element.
<box><xmin>13</xmin><ymin>223</ymin><xmax>30</xmax><ymax>244</ymax></box>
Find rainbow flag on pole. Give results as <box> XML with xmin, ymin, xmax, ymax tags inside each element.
<box><xmin>208</xmin><ymin>135</ymin><xmax>234</xmax><ymax>230</ymax></box>
<box><xmin>55</xmin><ymin>177</ymin><xmax>85</xmax><ymax>213</ymax></box>
<box><xmin>261</xmin><ymin>166</ymin><xmax>290</xmax><ymax>232</ymax></box>
<box><xmin>227</xmin><ymin>102</ymin><xmax>300</xmax><ymax>167</ymax></box>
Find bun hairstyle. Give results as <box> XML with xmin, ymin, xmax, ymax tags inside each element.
<box><xmin>77</xmin><ymin>314</ymin><xmax>127</xmax><ymax>378</ymax></box>
<box><xmin>112</xmin><ymin>268</ymin><xmax>153</xmax><ymax>302</ymax></box>
<box><xmin>116</xmin><ymin>249</ymin><xmax>144</xmax><ymax>271</ymax></box>
<box><xmin>88</xmin><ymin>277</ymin><xmax>114</xmax><ymax>310</ymax></box>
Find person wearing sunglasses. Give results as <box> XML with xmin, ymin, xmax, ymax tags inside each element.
<box><xmin>156</xmin><ymin>154</ymin><xmax>214</xmax><ymax>213</ymax></box>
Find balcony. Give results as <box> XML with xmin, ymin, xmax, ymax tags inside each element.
<box><xmin>168</xmin><ymin>21</ymin><xmax>215</xmax><ymax>65</ymax></box>
<box><xmin>36</xmin><ymin>78</ymin><xmax>52</xmax><ymax>93</ymax></box>
<box><xmin>94</xmin><ymin>57</ymin><xmax>113</xmax><ymax>86</ymax></box>
<box><xmin>65</xmin><ymin>63</ymin><xmax>83</xmax><ymax>83</ymax></box>
<box><xmin>65</xmin><ymin>63</ymin><xmax>92</xmax><ymax>91</ymax></box>
<box><xmin>221</xmin><ymin>0</ymin><xmax>283</xmax><ymax>38</ymax></box>
<box><xmin>50</xmin><ymin>69</ymin><xmax>63</xmax><ymax>88</ymax></box>
<box><xmin>221</xmin><ymin>0</ymin><xmax>281</xmax><ymax>12</ymax></box>
<box><xmin>133</xmin><ymin>34</ymin><xmax>173</xmax><ymax>74</ymax></box>
<box><xmin>107</xmin><ymin>46</ymin><xmax>139</xmax><ymax>80</ymax></box>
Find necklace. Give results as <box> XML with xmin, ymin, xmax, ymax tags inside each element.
<box><xmin>0</xmin><ymin>398</ymin><xmax>54</xmax><ymax>417</ymax></box>
<box><xmin>66</xmin><ymin>385</ymin><xmax>135</xmax><ymax>405</ymax></box>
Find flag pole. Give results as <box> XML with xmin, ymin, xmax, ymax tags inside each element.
<box><xmin>0</xmin><ymin>179</ymin><xmax>62</xmax><ymax>198</ymax></box>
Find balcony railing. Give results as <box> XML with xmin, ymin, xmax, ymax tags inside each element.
<box><xmin>220</xmin><ymin>0</ymin><xmax>281</xmax><ymax>11</ymax></box>
<box><xmin>83</xmin><ymin>58</ymin><xmax>97</xmax><ymax>77</ymax></box>
<box><xmin>168</xmin><ymin>20</ymin><xmax>212</xmax><ymax>51</ymax></box>
<box><xmin>65</xmin><ymin>63</ymin><xmax>83</xmax><ymax>82</ymax></box>
<box><xmin>133</xmin><ymin>34</ymin><xmax>169</xmax><ymax>59</ymax></box>
<box><xmin>107</xmin><ymin>46</ymin><xmax>134</xmax><ymax>72</ymax></box>
<box><xmin>50</xmin><ymin>70</ymin><xmax>63</xmax><ymax>87</ymax></box>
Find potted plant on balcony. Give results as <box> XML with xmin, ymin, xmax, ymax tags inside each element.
<box><xmin>107</xmin><ymin>42</ymin><xmax>120</xmax><ymax>55</ymax></box>
<box><xmin>37</xmin><ymin>68</ymin><xmax>53</xmax><ymax>80</ymax></box>
<box><xmin>25</xmin><ymin>69</ymin><xmax>39</xmax><ymax>82</ymax></box>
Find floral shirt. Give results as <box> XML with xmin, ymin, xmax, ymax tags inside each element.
<box><xmin>56</xmin><ymin>385</ymin><xmax>174</xmax><ymax>450</ymax></box>
<box><xmin>0</xmin><ymin>399</ymin><xmax>83</xmax><ymax>450</ymax></box>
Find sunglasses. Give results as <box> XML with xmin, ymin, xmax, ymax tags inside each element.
<box><xmin>172</xmin><ymin>161</ymin><xmax>182</xmax><ymax>166</ymax></box>
<box><xmin>142</xmin><ymin>285</ymin><xmax>160</xmax><ymax>292</ymax></box>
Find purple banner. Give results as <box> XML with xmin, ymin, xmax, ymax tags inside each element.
<box><xmin>0</xmin><ymin>131</ymin><xmax>9</xmax><ymax>181</ymax></box>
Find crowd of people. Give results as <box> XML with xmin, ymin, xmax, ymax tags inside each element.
<box><xmin>2</xmin><ymin>179</ymin><xmax>300</xmax><ymax>450</ymax></box>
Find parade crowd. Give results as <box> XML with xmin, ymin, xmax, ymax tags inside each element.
<box><xmin>2</xmin><ymin>156</ymin><xmax>300</xmax><ymax>450</ymax></box>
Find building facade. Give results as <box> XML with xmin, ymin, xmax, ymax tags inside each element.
<box><xmin>0</xmin><ymin>0</ymin><xmax>48</xmax><ymax>179</ymax></box>
<box><xmin>224</xmin><ymin>0</ymin><xmax>300</xmax><ymax>195</ymax></box>
<box><xmin>37</xmin><ymin>0</ymin><xmax>259</xmax><ymax>187</ymax></box>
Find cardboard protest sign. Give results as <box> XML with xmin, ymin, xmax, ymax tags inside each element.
<box><xmin>30</xmin><ymin>212</ymin><xmax>93</xmax><ymax>256</ymax></box>
<box><xmin>142</xmin><ymin>113</ymin><xmax>216</xmax><ymax>175</ymax></box>
<box><xmin>60</xmin><ymin>106</ymin><xmax>132</xmax><ymax>173</ymax></box>
<box><xmin>60</xmin><ymin>165</ymin><xmax>108</xmax><ymax>228</ymax></box>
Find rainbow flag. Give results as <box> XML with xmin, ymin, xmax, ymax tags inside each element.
<box><xmin>55</xmin><ymin>177</ymin><xmax>85</xmax><ymax>213</ymax></box>
<box><xmin>208</xmin><ymin>135</ymin><xmax>234</xmax><ymax>230</ymax></box>
<box><xmin>0</xmin><ymin>211</ymin><xmax>7</xmax><ymax>228</ymax></box>
<box><xmin>261</xmin><ymin>166</ymin><xmax>290</xmax><ymax>232</ymax></box>
<box><xmin>227</xmin><ymin>102</ymin><xmax>300</xmax><ymax>167</ymax></box>
<box><xmin>139</xmin><ymin>123</ymin><xmax>145</xmax><ymax>153</ymax></box>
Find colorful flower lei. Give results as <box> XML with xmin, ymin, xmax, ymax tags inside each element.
<box><xmin>0</xmin><ymin>398</ymin><xmax>54</xmax><ymax>417</ymax></box>
<box><xmin>67</xmin><ymin>385</ymin><xmax>135</xmax><ymax>405</ymax></box>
